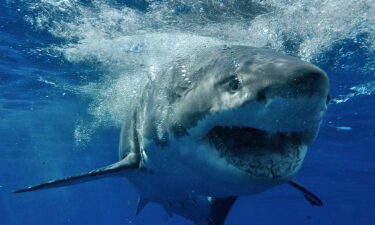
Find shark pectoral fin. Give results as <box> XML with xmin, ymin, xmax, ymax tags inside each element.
<box><xmin>13</xmin><ymin>153</ymin><xmax>140</xmax><ymax>193</ymax></box>
<box><xmin>136</xmin><ymin>197</ymin><xmax>150</xmax><ymax>216</ymax></box>
<box><xmin>288</xmin><ymin>180</ymin><xmax>323</xmax><ymax>206</ymax></box>
<box><xmin>206</xmin><ymin>196</ymin><xmax>238</xmax><ymax>225</ymax></box>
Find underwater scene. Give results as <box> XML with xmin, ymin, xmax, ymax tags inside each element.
<box><xmin>0</xmin><ymin>0</ymin><xmax>374</xmax><ymax>225</ymax></box>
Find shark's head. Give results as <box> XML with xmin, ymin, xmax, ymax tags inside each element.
<box><xmin>168</xmin><ymin>45</ymin><xmax>329</xmax><ymax>182</ymax></box>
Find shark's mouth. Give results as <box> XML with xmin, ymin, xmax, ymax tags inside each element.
<box><xmin>207</xmin><ymin>126</ymin><xmax>307</xmax><ymax>180</ymax></box>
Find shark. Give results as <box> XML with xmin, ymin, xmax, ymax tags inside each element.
<box><xmin>15</xmin><ymin>45</ymin><xmax>329</xmax><ymax>225</ymax></box>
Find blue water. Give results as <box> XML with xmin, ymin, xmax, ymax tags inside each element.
<box><xmin>1</xmin><ymin>1</ymin><xmax>374</xmax><ymax>225</ymax></box>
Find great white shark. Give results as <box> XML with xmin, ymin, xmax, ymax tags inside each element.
<box><xmin>15</xmin><ymin>45</ymin><xmax>329</xmax><ymax>225</ymax></box>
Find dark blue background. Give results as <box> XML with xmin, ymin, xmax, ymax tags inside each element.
<box><xmin>1</xmin><ymin>1</ymin><xmax>374</xmax><ymax>225</ymax></box>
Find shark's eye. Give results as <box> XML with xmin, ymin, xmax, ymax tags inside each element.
<box><xmin>228</xmin><ymin>76</ymin><xmax>242</xmax><ymax>92</ymax></box>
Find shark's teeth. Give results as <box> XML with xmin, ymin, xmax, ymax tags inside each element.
<box><xmin>207</xmin><ymin>125</ymin><xmax>305</xmax><ymax>179</ymax></box>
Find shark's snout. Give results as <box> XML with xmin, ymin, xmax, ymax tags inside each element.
<box><xmin>256</xmin><ymin>66</ymin><xmax>329</xmax><ymax>104</ymax></box>
<box><xmin>235</xmin><ymin>63</ymin><xmax>330</xmax><ymax>133</ymax></box>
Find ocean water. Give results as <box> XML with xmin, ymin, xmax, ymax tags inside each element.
<box><xmin>0</xmin><ymin>0</ymin><xmax>374</xmax><ymax>225</ymax></box>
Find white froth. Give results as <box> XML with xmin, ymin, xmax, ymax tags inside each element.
<box><xmin>333</xmin><ymin>81</ymin><xmax>375</xmax><ymax>104</ymax></box>
<box><xmin>17</xmin><ymin>0</ymin><xmax>375</xmax><ymax>143</ymax></box>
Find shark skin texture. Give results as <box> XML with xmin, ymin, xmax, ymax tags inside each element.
<box><xmin>15</xmin><ymin>45</ymin><xmax>329</xmax><ymax>225</ymax></box>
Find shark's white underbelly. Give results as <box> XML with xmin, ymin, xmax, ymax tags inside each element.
<box><xmin>125</xmin><ymin>138</ymin><xmax>281</xmax><ymax>202</ymax></box>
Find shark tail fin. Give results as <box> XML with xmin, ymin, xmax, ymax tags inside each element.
<box><xmin>288</xmin><ymin>180</ymin><xmax>323</xmax><ymax>206</ymax></box>
<box><xmin>13</xmin><ymin>153</ymin><xmax>139</xmax><ymax>193</ymax></box>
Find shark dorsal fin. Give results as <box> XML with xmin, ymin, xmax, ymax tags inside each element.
<box><xmin>288</xmin><ymin>180</ymin><xmax>323</xmax><ymax>206</ymax></box>
<box><xmin>14</xmin><ymin>153</ymin><xmax>139</xmax><ymax>193</ymax></box>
